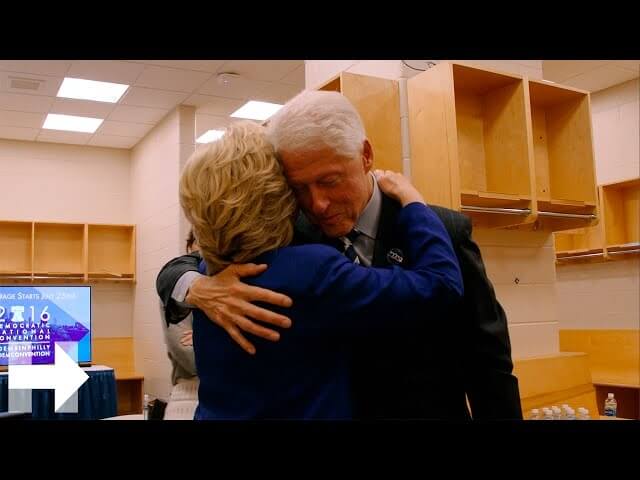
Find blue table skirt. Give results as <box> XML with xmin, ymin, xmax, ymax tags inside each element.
<box><xmin>0</xmin><ymin>367</ymin><xmax>118</xmax><ymax>419</ymax></box>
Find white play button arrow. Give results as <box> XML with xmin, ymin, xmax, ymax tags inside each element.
<box><xmin>8</xmin><ymin>344</ymin><xmax>89</xmax><ymax>412</ymax></box>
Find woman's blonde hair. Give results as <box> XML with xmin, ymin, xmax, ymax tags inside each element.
<box><xmin>180</xmin><ymin>121</ymin><xmax>297</xmax><ymax>274</ymax></box>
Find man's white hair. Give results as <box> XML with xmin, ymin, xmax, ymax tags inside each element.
<box><xmin>266</xmin><ymin>90</ymin><xmax>366</xmax><ymax>159</ymax></box>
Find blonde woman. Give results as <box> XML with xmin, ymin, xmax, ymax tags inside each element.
<box><xmin>180</xmin><ymin>121</ymin><xmax>462</xmax><ymax>419</ymax></box>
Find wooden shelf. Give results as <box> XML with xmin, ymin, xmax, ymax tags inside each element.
<box><xmin>316</xmin><ymin>72</ymin><xmax>402</xmax><ymax>173</ymax></box>
<box><xmin>0</xmin><ymin>270</ymin><xmax>32</xmax><ymax>276</ymax></box>
<box><xmin>555</xmin><ymin>178</ymin><xmax>640</xmax><ymax>263</ymax></box>
<box><xmin>88</xmin><ymin>272</ymin><xmax>135</xmax><ymax>278</ymax></box>
<box><xmin>559</xmin><ymin>329</ymin><xmax>639</xmax><ymax>419</ymax></box>
<box><xmin>93</xmin><ymin>337</ymin><xmax>144</xmax><ymax>415</ymax></box>
<box><xmin>408</xmin><ymin>62</ymin><xmax>536</xmax><ymax>229</ymax></box>
<box><xmin>406</xmin><ymin>63</ymin><xmax>600</xmax><ymax>231</ymax></box>
<box><xmin>0</xmin><ymin>221</ymin><xmax>33</xmax><ymax>276</ymax></box>
<box><xmin>88</xmin><ymin>225</ymin><xmax>136</xmax><ymax>282</ymax></box>
<box><xmin>528</xmin><ymin>80</ymin><xmax>598</xmax><ymax>231</ymax></box>
<box><xmin>513</xmin><ymin>352</ymin><xmax>599</xmax><ymax>417</ymax></box>
<box><xmin>601</xmin><ymin>178</ymin><xmax>639</xmax><ymax>256</ymax></box>
<box><xmin>116</xmin><ymin>371</ymin><xmax>145</xmax><ymax>381</ymax></box>
<box><xmin>1</xmin><ymin>220</ymin><xmax>136</xmax><ymax>283</ymax></box>
<box><xmin>33</xmin><ymin>222</ymin><xmax>85</xmax><ymax>277</ymax></box>
<box><xmin>33</xmin><ymin>272</ymin><xmax>85</xmax><ymax>278</ymax></box>
<box><xmin>554</xmin><ymin>223</ymin><xmax>605</xmax><ymax>263</ymax></box>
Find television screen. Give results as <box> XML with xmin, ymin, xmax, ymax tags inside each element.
<box><xmin>0</xmin><ymin>286</ymin><xmax>91</xmax><ymax>366</ymax></box>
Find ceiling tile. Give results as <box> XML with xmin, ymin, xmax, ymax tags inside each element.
<box><xmin>0</xmin><ymin>92</ymin><xmax>54</xmax><ymax>113</ymax></box>
<box><xmin>254</xmin><ymin>82</ymin><xmax>303</xmax><ymax>104</ymax></box>
<box><xmin>135</xmin><ymin>65</ymin><xmax>212</xmax><ymax>93</ymax></box>
<box><xmin>542</xmin><ymin>60</ymin><xmax>610</xmax><ymax>83</ymax></box>
<box><xmin>97</xmin><ymin>120</ymin><xmax>153</xmax><ymax>138</ymax></box>
<box><xmin>87</xmin><ymin>134</ymin><xmax>139</xmax><ymax>149</ymax></box>
<box><xmin>0</xmin><ymin>61</ymin><xmax>71</xmax><ymax>78</ymax></box>
<box><xmin>0</xmin><ymin>110</ymin><xmax>45</xmax><ymax>128</ymax></box>
<box><xmin>0</xmin><ymin>71</ymin><xmax>63</xmax><ymax>97</ymax></box>
<box><xmin>108</xmin><ymin>105</ymin><xmax>169</xmax><ymax>124</ymax></box>
<box><xmin>190</xmin><ymin>95</ymin><xmax>245</xmax><ymax>116</ymax></box>
<box><xmin>197</xmin><ymin>75</ymin><xmax>273</xmax><ymax>100</ymax></box>
<box><xmin>0</xmin><ymin>125</ymin><xmax>39</xmax><ymax>141</ymax></box>
<box><xmin>185</xmin><ymin>93</ymin><xmax>231</xmax><ymax>108</ymax></box>
<box><xmin>120</xmin><ymin>87</ymin><xmax>188</xmax><ymax>109</ymax></box>
<box><xmin>195</xmin><ymin>114</ymin><xmax>233</xmax><ymax>138</ymax></box>
<box><xmin>280</xmin><ymin>65</ymin><xmax>305</xmax><ymax>86</ymax></box>
<box><xmin>127</xmin><ymin>60</ymin><xmax>228</xmax><ymax>73</ymax></box>
<box><xmin>50</xmin><ymin>98</ymin><xmax>115</xmax><ymax>118</ymax></box>
<box><xmin>66</xmin><ymin>60</ymin><xmax>145</xmax><ymax>85</ymax></box>
<box><xmin>220</xmin><ymin>60</ymin><xmax>303</xmax><ymax>82</ymax></box>
<box><xmin>37</xmin><ymin>130</ymin><xmax>92</xmax><ymax>145</ymax></box>
<box><xmin>564</xmin><ymin>65</ymin><xmax>640</xmax><ymax>92</ymax></box>
<box><xmin>194</xmin><ymin>114</ymin><xmax>260</xmax><ymax>138</ymax></box>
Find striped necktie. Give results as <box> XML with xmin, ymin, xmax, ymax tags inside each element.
<box><xmin>340</xmin><ymin>229</ymin><xmax>361</xmax><ymax>264</ymax></box>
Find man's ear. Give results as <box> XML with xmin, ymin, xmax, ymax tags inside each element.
<box><xmin>362</xmin><ymin>139</ymin><xmax>374</xmax><ymax>172</ymax></box>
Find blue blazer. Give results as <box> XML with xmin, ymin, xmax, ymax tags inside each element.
<box><xmin>193</xmin><ymin>202</ymin><xmax>463</xmax><ymax>419</ymax></box>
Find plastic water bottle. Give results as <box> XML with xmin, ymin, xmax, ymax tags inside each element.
<box><xmin>542</xmin><ymin>408</ymin><xmax>553</xmax><ymax>420</ymax></box>
<box><xmin>565</xmin><ymin>407</ymin><xmax>576</xmax><ymax>420</ymax></box>
<box><xmin>577</xmin><ymin>407</ymin><xmax>591</xmax><ymax>420</ymax></box>
<box><xmin>604</xmin><ymin>393</ymin><xmax>617</xmax><ymax>417</ymax></box>
<box><xmin>561</xmin><ymin>404</ymin><xmax>570</xmax><ymax>419</ymax></box>
<box><xmin>143</xmin><ymin>394</ymin><xmax>151</xmax><ymax>420</ymax></box>
<box><xmin>551</xmin><ymin>406</ymin><xmax>562</xmax><ymax>420</ymax></box>
<box><xmin>529</xmin><ymin>408</ymin><xmax>541</xmax><ymax>420</ymax></box>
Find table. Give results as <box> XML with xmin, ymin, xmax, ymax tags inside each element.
<box><xmin>0</xmin><ymin>365</ymin><xmax>118</xmax><ymax>419</ymax></box>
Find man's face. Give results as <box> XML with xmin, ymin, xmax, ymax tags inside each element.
<box><xmin>280</xmin><ymin>142</ymin><xmax>373</xmax><ymax>238</ymax></box>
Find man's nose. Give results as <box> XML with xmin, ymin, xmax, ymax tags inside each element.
<box><xmin>309</xmin><ymin>187</ymin><xmax>329</xmax><ymax>216</ymax></box>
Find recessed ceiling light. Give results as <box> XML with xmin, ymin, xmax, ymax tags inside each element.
<box><xmin>42</xmin><ymin>113</ymin><xmax>104</xmax><ymax>133</ymax></box>
<box><xmin>57</xmin><ymin>77</ymin><xmax>129</xmax><ymax>103</ymax></box>
<box><xmin>230</xmin><ymin>101</ymin><xmax>283</xmax><ymax>121</ymax></box>
<box><xmin>196</xmin><ymin>129</ymin><xmax>225</xmax><ymax>143</ymax></box>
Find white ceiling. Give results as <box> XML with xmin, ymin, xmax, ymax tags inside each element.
<box><xmin>1</xmin><ymin>60</ymin><xmax>637</xmax><ymax>150</ymax></box>
<box><xmin>0</xmin><ymin>60</ymin><xmax>304</xmax><ymax>149</ymax></box>
<box><xmin>542</xmin><ymin>60</ymin><xmax>639</xmax><ymax>92</ymax></box>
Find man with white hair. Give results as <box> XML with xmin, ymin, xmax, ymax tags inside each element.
<box><xmin>156</xmin><ymin>90</ymin><xmax>522</xmax><ymax>420</ymax></box>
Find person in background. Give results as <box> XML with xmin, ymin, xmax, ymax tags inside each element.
<box><xmin>159</xmin><ymin>230</ymin><xmax>199</xmax><ymax>420</ymax></box>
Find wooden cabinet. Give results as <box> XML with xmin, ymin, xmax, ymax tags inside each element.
<box><xmin>513</xmin><ymin>352</ymin><xmax>599</xmax><ymax>418</ymax></box>
<box><xmin>601</xmin><ymin>178</ymin><xmax>640</xmax><ymax>258</ymax></box>
<box><xmin>554</xmin><ymin>225</ymin><xmax>606</xmax><ymax>263</ymax></box>
<box><xmin>408</xmin><ymin>61</ymin><xmax>600</xmax><ymax>231</ymax></box>
<box><xmin>528</xmin><ymin>80</ymin><xmax>598</xmax><ymax>231</ymax></box>
<box><xmin>408</xmin><ymin>62</ymin><xmax>536</xmax><ymax>228</ymax></box>
<box><xmin>88</xmin><ymin>225</ymin><xmax>136</xmax><ymax>281</ymax></box>
<box><xmin>33</xmin><ymin>222</ymin><xmax>85</xmax><ymax>280</ymax></box>
<box><xmin>0</xmin><ymin>220</ymin><xmax>136</xmax><ymax>283</ymax></box>
<box><xmin>0</xmin><ymin>221</ymin><xmax>33</xmax><ymax>280</ymax></box>
<box><xmin>316</xmin><ymin>72</ymin><xmax>402</xmax><ymax>173</ymax></box>
<box><xmin>560</xmin><ymin>329</ymin><xmax>639</xmax><ymax>420</ymax></box>
<box><xmin>554</xmin><ymin>178</ymin><xmax>639</xmax><ymax>263</ymax></box>
<box><xmin>93</xmin><ymin>337</ymin><xmax>144</xmax><ymax>415</ymax></box>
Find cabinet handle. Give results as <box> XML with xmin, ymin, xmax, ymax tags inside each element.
<box><xmin>460</xmin><ymin>206</ymin><xmax>532</xmax><ymax>216</ymax></box>
<box><xmin>607</xmin><ymin>248</ymin><xmax>640</xmax><ymax>256</ymax></box>
<box><xmin>538</xmin><ymin>211</ymin><xmax>597</xmax><ymax>220</ymax></box>
<box><xmin>556</xmin><ymin>252</ymin><xmax>605</xmax><ymax>260</ymax></box>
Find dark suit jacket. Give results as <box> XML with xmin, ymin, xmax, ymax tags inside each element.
<box><xmin>342</xmin><ymin>195</ymin><xmax>522</xmax><ymax>420</ymax></box>
<box><xmin>156</xmin><ymin>195</ymin><xmax>522</xmax><ymax>420</ymax></box>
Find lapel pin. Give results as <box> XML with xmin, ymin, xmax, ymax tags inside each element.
<box><xmin>386</xmin><ymin>248</ymin><xmax>404</xmax><ymax>265</ymax></box>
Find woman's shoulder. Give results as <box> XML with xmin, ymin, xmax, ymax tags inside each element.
<box><xmin>250</xmin><ymin>244</ymin><xmax>347</xmax><ymax>293</ymax></box>
<box><xmin>275</xmin><ymin>243</ymin><xmax>346</xmax><ymax>268</ymax></box>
